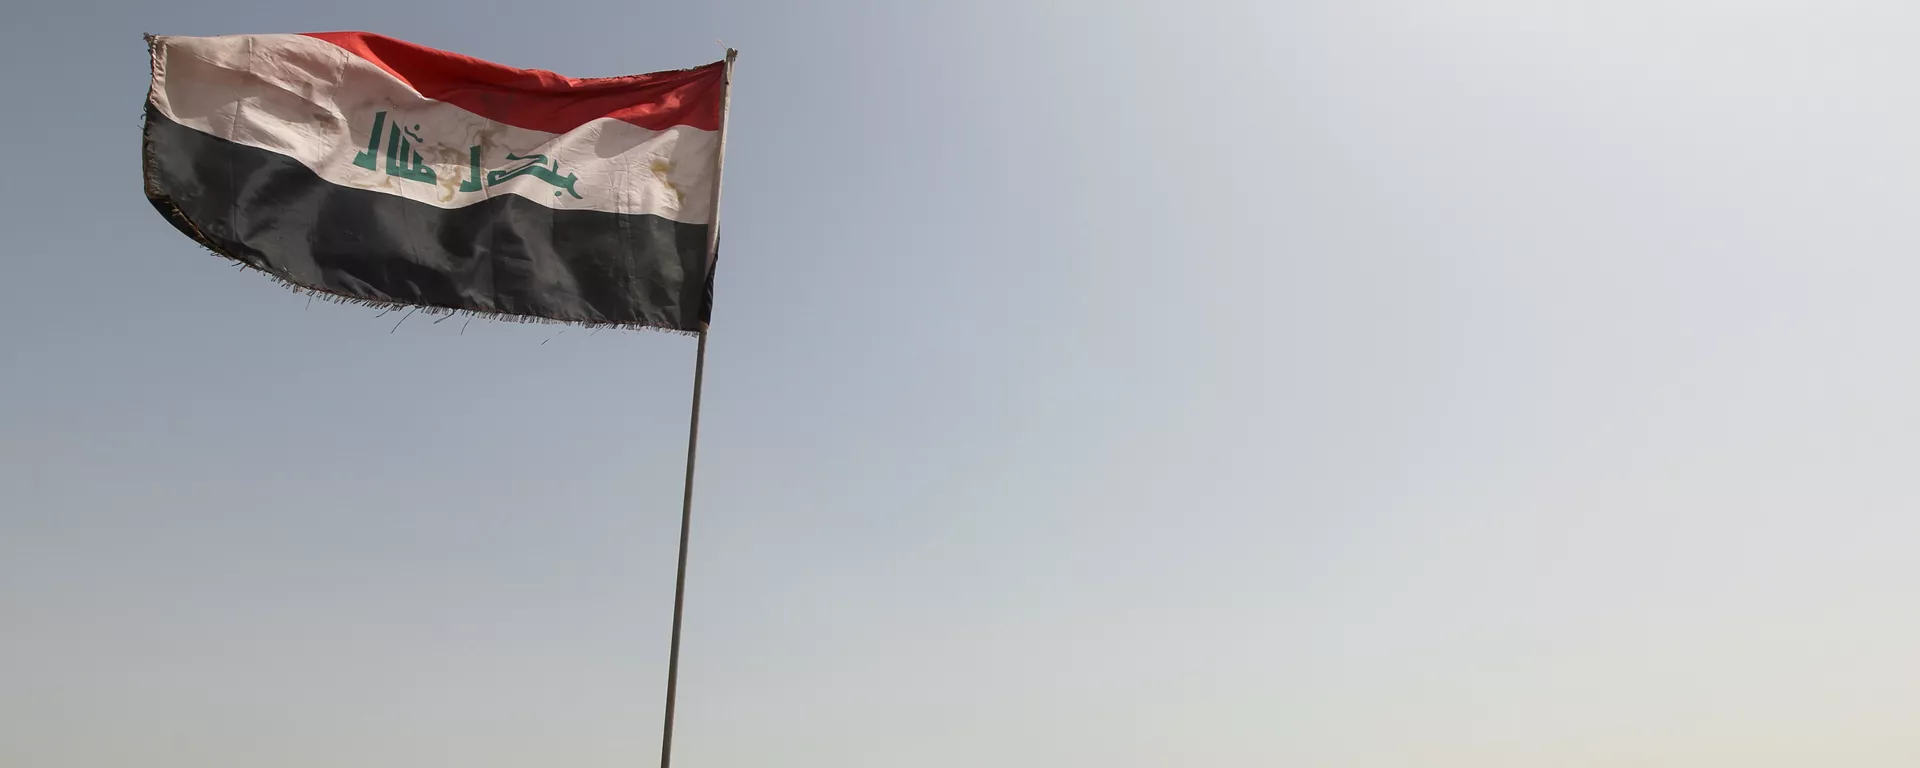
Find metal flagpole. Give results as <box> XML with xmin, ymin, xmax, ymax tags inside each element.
<box><xmin>659</xmin><ymin>48</ymin><xmax>735</xmax><ymax>768</ymax></box>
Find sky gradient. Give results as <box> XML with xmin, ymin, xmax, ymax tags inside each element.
<box><xmin>5</xmin><ymin>1</ymin><xmax>1920</xmax><ymax>765</ymax></box>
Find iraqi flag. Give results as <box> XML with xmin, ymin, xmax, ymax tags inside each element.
<box><xmin>142</xmin><ymin>32</ymin><xmax>730</xmax><ymax>331</ymax></box>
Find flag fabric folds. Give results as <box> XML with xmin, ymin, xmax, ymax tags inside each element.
<box><xmin>142</xmin><ymin>32</ymin><xmax>726</xmax><ymax>330</ymax></box>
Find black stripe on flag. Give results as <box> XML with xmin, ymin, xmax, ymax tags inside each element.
<box><xmin>142</xmin><ymin>107</ymin><xmax>712</xmax><ymax>330</ymax></box>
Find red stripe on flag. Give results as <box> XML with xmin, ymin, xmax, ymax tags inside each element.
<box><xmin>304</xmin><ymin>31</ymin><xmax>724</xmax><ymax>133</ymax></box>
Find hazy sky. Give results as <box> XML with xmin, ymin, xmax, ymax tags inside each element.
<box><xmin>6</xmin><ymin>1</ymin><xmax>1920</xmax><ymax>765</ymax></box>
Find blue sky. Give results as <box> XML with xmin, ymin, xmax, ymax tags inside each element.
<box><xmin>6</xmin><ymin>1</ymin><xmax>1920</xmax><ymax>765</ymax></box>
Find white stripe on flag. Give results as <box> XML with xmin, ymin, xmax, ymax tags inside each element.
<box><xmin>149</xmin><ymin>34</ymin><xmax>718</xmax><ymax>223</ymax></box>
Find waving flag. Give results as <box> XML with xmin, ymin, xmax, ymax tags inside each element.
<box><xmin>142</xmin><ymin>32</ymin><xmax>728</xmax><ymax>330</ymax></box>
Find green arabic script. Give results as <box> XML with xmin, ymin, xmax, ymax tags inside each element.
<box><xmin>487</xmin><ymin>153</ymin><xmax>583</xmax><ymax>199</ymax></box>
<box><xmin>353</xmin><ymin>111</ymin><xmax>584</xmax><ymax>199</ymax></box>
